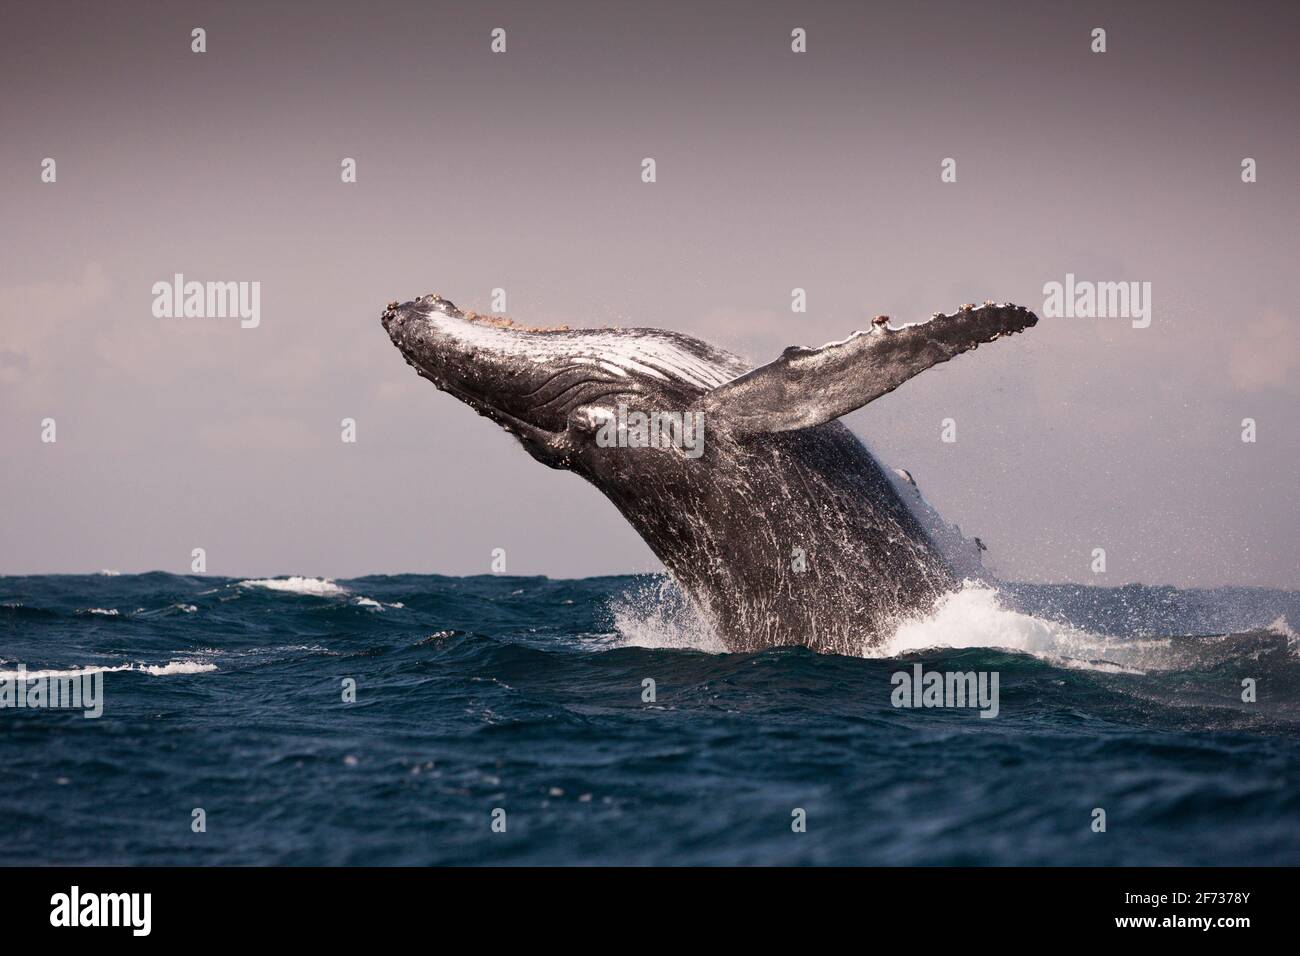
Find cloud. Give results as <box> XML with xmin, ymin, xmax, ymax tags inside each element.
<box><xmin>0</xmin><ymin>263</ymin><xmax>112</xmax><ymax>384</ymax></box>
<box><xmin>1228</xmin><ymin>310</ymin><xmax>1298</xmax><ymax>392</ymax></box>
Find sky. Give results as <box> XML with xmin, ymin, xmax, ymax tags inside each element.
<box><xmin>1</xmin><ymin>0</ymin><xmax>1297</xmax><ymax>587</ymax></box>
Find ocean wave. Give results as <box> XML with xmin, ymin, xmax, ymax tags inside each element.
<box><xmin>0</xmin><ymin>660</ymin><xmax>217</xmax><ymax>680</ymax></box>
<box><xmin>1267</xmin><ymin>615</ymin><xmax>1296</xmax><ymax>639</ymax></box>
<box><xmin>878</xmin><ymin>581</ymin><xmax>1215</xmax><ymax>673</ymax></box>
<box><xmin>2</xmin><ymin>570</ymin><xmax>1297</xmax><ymax>867</ymax></box>
<box><xmin>130</xmin><ymin>602</ymin><xmax>200</xmax><ymax>619</ymax></box>
<box><xmin>881</xmin><ymin>580</ymin><xmax>1300</xmax><ymax>675</ymax></box>
<box><xmin>138</xmin><ymin>661</ymin><xmax>216</xmax><ymax>676</ymax></box>
<box><xmin>881</xmin><ymin>580</ymin><xmax>1112</xmax><ymax>660</ymax></box>
<box><xmin>349</xmin><ymin>597</ymin><xmax>406</xmax><ymax>610</ymax></box>
<box><xmin>1270</xmin><ymin>616</ymin><xmax>1300</xmax><ymax>659</ymax></box>
<box><xmin>606</xmin><ymin>576</ymin><xmax>1117</xmax><ymax>664</ymax></box>
<box><xmin>607</xmin><ymin>576</ymin><xmax>1279</xmax><ymax>674</ymax></box>
<box><xmin>237</xmin><ymin>576</ymin><xmax>348</xmax><ymax>597</ymax></box>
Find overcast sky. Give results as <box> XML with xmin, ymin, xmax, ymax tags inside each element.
<box><xmin>2</xmin><ymin>0</ymin><xmax>1297</xmax><ymax>587</ymax></box>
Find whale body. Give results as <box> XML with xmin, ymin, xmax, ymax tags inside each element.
<box><xmin>381</xmin><ymin>295</ymin><xmax>1037</xmax><ymax>654</ymax></box>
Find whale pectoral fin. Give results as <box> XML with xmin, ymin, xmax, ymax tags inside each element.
<box><xmin>702</xmin><ymin>302</ymin><xmax>1037</xmax><ymax>435</ymax></box>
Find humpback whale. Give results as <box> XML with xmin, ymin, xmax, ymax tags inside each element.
<box><xmin>381</xmin><ymin>294</ymin><xmax>1037</xmax><ymax>654</ymax></box>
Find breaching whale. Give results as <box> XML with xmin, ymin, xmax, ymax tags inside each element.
<box><xmin>381</xmin><ymin>294</ymin><xmax>1037</xmax><ymax>654</ymax></box>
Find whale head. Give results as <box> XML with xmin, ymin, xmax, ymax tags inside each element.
<box><xmin>380</xmin><ymin>294</ymin><xmax>745</xmax><ymax>476</ymax></box>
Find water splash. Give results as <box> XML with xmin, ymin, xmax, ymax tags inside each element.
<box><xmin>879</xmin><ymin>580</ymin><xmax>1158</xmax><ymax>669</ymax></box>
<box><xmin>606</xmin><ymin>575</ymin><xmax>1274</xmax><ymax>674</ymax></box>
<box><xmin>608</xmin><ymin>576</ymin><xmax>726</xmax><ymax>652</ymax></box>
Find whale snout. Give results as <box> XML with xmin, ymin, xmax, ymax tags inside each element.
<box><xmin>380</xmin><ymin>301</ymin><xmax>400</xmax><ymax>333</ymax></box>
<box><xmin>380</xmin><ymin>297</ymin><xmax>451</xmax><ymax>381</ymax></box>
<box><xmin>381</xmin><ymin>294</ymin><xmax>449</xmax><ymax>335</ymax></box>
<box><xmin>379</xmin><ymin>292</ymin><xmax>578</xmax><ymax>454</ymax></box>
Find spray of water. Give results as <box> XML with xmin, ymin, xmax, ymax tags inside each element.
<box><xmin>607</xmin><ymin>576</ymin><xmax>727</xmax><ymax>653</ymax></box>
<box><xmin>607</xmin><ymin>575</ymin><xmax>1270</xmax><ymax>673</ymax></box>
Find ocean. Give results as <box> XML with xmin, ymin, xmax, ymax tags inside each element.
<box><xmin>2</xmin><ymin>572</ymin><xmax>1297</xmax><ymax>865</ymax></box>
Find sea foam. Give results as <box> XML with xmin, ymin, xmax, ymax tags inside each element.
<box><xmin>0</xmin><ymin>660</ymin><xmax>216</xmax><ymax>680</ymax></box>
<box><xmin>610</xmin><ymin>576</ymin><xmax>1201</xmax><ymax>673</ymax></box>
<box><xmin>238</xmin><ymin>576</ymin><xmax>348</xmax><ymax>597</ymax></box>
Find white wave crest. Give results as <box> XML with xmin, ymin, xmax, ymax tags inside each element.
<box><xmin>238</xmin><ymin>576</ymin><xmax>348</xmax><ymax>597</ymax></box>
<box><xmin>879</xmin><ymin>580</ymin><xmax>1179</xmax><ymax>672</ymax></box>
<box><xmin>138</xmin><ymin>661</ymin><xmax>216</xmax><ymax>676</ymax></box>
<box><xmin>0</xmin><ymin>660</ymin><xmax>216</xmax><ymax>680</ymax></box>
<box><xmin>1268</xmin><ymin>616</ymin><xmax>1300</xmax><ymax>657</ymax></box>
<box><xmin>610</xmin><ymin>576</ymin><xmax>1205</xmax><ymax>673</ymax></box>
<box><xmin>1265</xmin><ymin>615</ymin><xmax>1296</xmax><ymax>639</ymax></box>
<box><xmin>882</xmin><ymin>581</ymin><xmax>1097</xmax><ymax>656</ymax></box>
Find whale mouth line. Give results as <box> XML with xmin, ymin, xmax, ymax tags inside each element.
<box><xmin>386</xmin><ymin>294</ymin><xmax>649</xmax><ymax>444</ymax></box>
<box><xmin>410</xmin><ymin>360</ymin><xmax>564</xmax><ymax>443</ymax></box>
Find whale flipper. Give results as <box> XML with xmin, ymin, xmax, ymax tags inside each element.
<box><xmin>702</xmin><ymin>302</ymin><xmax>1037</xmax><ymax>436</ymax></box>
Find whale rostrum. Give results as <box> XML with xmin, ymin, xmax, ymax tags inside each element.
<box><xmin>381</xmin><ymin>294</ymin><xmax>1038</xmax><ymax>654</ymax></box>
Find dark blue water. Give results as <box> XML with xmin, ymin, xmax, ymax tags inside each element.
<box><xmin>2</xmin><ymin>573</ymin><xmax>1297</xmax><ymax>865</ymax></box>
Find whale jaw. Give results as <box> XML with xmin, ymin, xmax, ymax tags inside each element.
<box><xmin>381</xmin><ymin>294</ymin><xmax>582</xmax><ymax>461</ymax></box>
<box><xmin>380</xmin><ymin>293</ymin><xmax>745</xmax><ymax>470</ymax></box>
